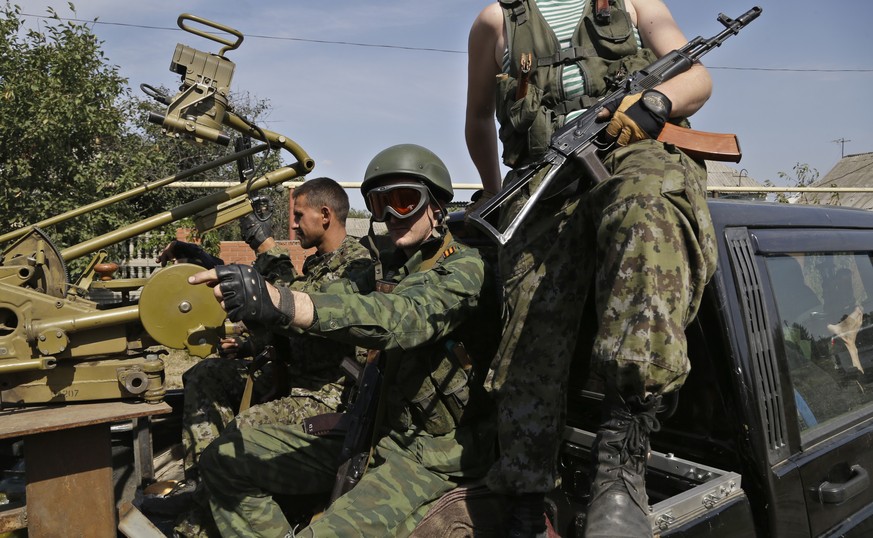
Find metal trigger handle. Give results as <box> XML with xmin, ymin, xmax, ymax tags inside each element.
<box><xmin>177</xmin><ymin>14</ymin><xmax>244</xmax><ymax>56</ymax></box>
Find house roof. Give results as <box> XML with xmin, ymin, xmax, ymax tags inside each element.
<box><xmin>800</xmin><ymin>152</ymin><xmax>873</xmax><ymax>209</ymax></box>
<box><xmin>346</xmin><ymin>218</ymin><xmax>386</xmax><ymax>238</ymax></box>
<box><xmin>704</xmin><ymin>160</ymin><xmax>763</xmax><ymax>188</ymax></box>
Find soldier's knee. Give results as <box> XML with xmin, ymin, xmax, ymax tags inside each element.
<box><xmin>198</xmin><ymin>435</ymin><xmax>242</xmax><ymax>493</ymax></box>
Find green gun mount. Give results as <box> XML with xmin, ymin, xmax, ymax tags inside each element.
<box><xmin>0</xmin><ymin>14</ymin><xmax>315</xmax><ymax>406</ymax></box>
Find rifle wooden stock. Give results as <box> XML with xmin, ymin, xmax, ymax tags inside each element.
<box><xmin>657</xmin><ymin>123</ymin><xmax>742</xmax><ymax>163</ymax></box>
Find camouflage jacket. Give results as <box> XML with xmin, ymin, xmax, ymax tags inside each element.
<box><xmin>248</xmin><ymin>235</ymin><xmax>374</xmax><ymax>385</ymax></box>
<box><xmin>305</xmin><ymin>234</ymin><xmax>500</xmax><ymax>436</ymax></box>
<box><xmin>253</xmin><ymin>235</ymin><xmax>372</xmax><ymax>291</ymax></box>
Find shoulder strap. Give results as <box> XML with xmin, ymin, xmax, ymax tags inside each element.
<box><xmin>595</xmin><ymin>0</ymin><xmax>611</xmax><ymax>23</ymax></box>
<box><xmin>498</xmin><ymin>0</ymin><xmax>528</xmax><ymax>25</ymax></box>
<box><xmin>419</xmin><ymin>231</ymin><xmax>456</xmax><ymax>272</ymax></box>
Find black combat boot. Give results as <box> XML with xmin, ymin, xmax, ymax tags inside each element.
<box><xmin>584</xmin><ymin>394</ymin><xmax>661</xmax><ymax>538</ymax></box>
<box><xmin>506</xmin><ymin>492</ymin><xmax>549</xmax><ymax>538</ymax></box>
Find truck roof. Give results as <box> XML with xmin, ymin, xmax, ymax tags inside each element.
<box><xmin>708</xmin><ymin>199</ymin><xmax>873</xmax><ymax>230</ymax></box>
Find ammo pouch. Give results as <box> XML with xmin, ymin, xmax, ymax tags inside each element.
<box><xmin>401</xmin><ymin>340</ymin><xmax>485</xmax><ymax>436</ymax></box>
<box><xmin>496</xmin><ymin>74</ymin><xmax>554</xmax><ymax>168</ymax></box>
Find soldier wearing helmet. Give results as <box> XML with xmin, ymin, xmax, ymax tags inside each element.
<box><xmin>189</xmin><ymin>144</ymin><xmax>501</xmax><ymax>537</ymax></box>
<box><xmin>361</xmin><ymin>143</ymin><xmax>454</xmax><ymax>253</ymax></box>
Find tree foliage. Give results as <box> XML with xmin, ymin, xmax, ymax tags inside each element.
<box><xmin>348</xmin><ymin>208</ymin><xmax>371</xmax><ymax>219</ymax></box>
<box><xmin>778</xmin><ymin>162</ymin><xmax>820</xmax><ymax>188</ymax></box>
<box><xmin>0</xmin><ymin>3</ymin><xmax>288</xmax><ymax>269</ymax></box>
<box><xmin>0</xmin><ymin>3</ymin><xmax>131</xmax><ymax>245</ymax></box>
<box><xmin>766</xmin><ymin>162</ymin><xmax>821</xmax><ymax>204</ymax></box>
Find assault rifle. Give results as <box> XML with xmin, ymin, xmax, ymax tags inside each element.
<box><xmin>468</xmin><ymin>6</ymin><xmax>762</xmax><ymax>246</ymax></box>
<box><xmin>329</xmin><ymin>349</ymin><xmax>385</xmax><ymax>503</ymax></box>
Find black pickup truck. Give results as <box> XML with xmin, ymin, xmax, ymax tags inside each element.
<box><xmin>6</xmin><ymin>199</ymin><xmax>873</xmax><ymax>538</ymax></box>
<box><xmin>552</xmin><ymin>199</ymin><xmax>873</xmax><ymax>537</ymax></box>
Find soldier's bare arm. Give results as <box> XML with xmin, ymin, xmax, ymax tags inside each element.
<box><xmin>627</xmin><ymin>0</ymin><xmax>712</xmax><ymax>118</ymax></box>
<box><xmin>465</xmin><ymin>3</ymin><xmax>505</xmax><ymax>195</ymax></box>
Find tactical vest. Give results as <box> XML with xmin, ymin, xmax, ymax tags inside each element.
<box><xmin>496</xmin><ymin>0</ymin><xmax>658</xmax><ymax>167</ymax></box>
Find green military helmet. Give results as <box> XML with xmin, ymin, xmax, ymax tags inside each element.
<box><xmin>362</xmin><ymin>144</ymin><xmax>453</xmax><ymax>203</ymax></box>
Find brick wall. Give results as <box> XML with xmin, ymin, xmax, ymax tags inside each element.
<box><xmin>219</xmin><ymin>240</ymin><xmax>314</xmax><ymax>274</ymax></box>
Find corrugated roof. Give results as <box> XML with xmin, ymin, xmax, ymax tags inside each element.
<box><xmin>704</xmin><ymin>160</ymin><xmax>763</xmax><ymax>188</ymax></box>
<box><xmin>346</xmin><ymin>218</ymin><xmax>386</xmax><ymax>238</ymax></box>
<box><xmin>800</xmin><ymin>152</ymin><xmax>873</xmax><ymax>209</ymax></box>
<box><xmin>703</xmin><ymin>161</ymin><xmax>765</xmax><ymax>201</ymax></box>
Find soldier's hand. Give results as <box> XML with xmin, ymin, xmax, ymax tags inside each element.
<box><xmin>599</xmin><ymin>90</ymin><xmax>672</xmax><ymax>147</ymax></box>
<box><xmin>190</xmin><ymin>267</ymin><xmax>315</xmax><ymax>329</ymax></box>
<box><xmin>239</xmin><ymin>213</ymin><xmax>274</xmax><ymax>252</ymax></box>
<box><xmin>156</xmin><ymin>240</ymin><xmax>223</xmax><ymax>269</ymax></box>
<box><xmin>463</xmin><ymin>189</ymin><xmax>495</xmax><ymax>224</ymax></box>
<box><xmin>156</xmin><ymin>241</ymin><xmax>180</xmax><ymax>267</ymax></box>
<box><xmin>218</xmin><ymin>336</ymin><xmax>241</xmax><ymax>358</ymax></box>
<box><xmin>188</xmin><ymin>265</ymin><xmax>284</xmax><ymax>325</ymax></box>
<box><xmin>218</xmin><ymin>336</ymin><xmax>256</xmax><ymax>359</ymax></box>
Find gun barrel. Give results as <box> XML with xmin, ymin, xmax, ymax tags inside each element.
<box><xmin>734</xmin><ymin>6</ymin><xmax>763</xmax><ymax>26</ymax></box>
<box><xmin>687</xmin><ymin>6</ymin><xmax>762</xmax><ymax>62</ymax></box>
<box><xmin>30</xmin><ymin>305</ymin><xmax>140</xmax><ymax>336</ymax></box>
<box><xmin>0</xmin><ymin>143</ymin><xmax>269</xmax><ymax>246</ymax></box>
<box><xmin>60</xmin><ymin>161</ymin><xmax>306</xmax><ymax>262</ymax></box>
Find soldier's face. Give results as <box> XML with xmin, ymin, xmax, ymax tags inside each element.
<box><xmin>292</xmin><ymin>194</ymin><xmax>327</xmax><ymax>250</ymax></box>
<box><xmin>368</xmin><ymin>178</ymin><xmax>437</xmax><ymax>254</ymax></box>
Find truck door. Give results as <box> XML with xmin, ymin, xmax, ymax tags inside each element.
<box><xmin>756</xmin><ymin>229</ymin><xmax>873</xmax><ymax>536</ymax></box>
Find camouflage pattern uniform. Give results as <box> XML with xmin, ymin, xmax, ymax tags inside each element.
<box><xmin>486</xmin><ymin>139</ymin><xmax>717</xmax><ymax>493</ymax></box>
<box><xmin>180</xmin><ymin>235</ymin><xmax>373</xmax><ymax>474</ymax></box>
<box><xmin>199</xmin><ymin>234</ymin><xmax>500</xmax><ymax>537</ymax></box>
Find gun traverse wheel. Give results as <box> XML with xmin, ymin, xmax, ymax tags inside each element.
<box><xmin>139</xmin><ymin>263</ymin><xmax>226</xmax><ymax>357</ymax></box>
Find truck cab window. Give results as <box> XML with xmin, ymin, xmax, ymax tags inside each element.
<box><xmin>766</xmin><ymin>253</ymin><xmax>873</xmax><ymax>434</ymax></box>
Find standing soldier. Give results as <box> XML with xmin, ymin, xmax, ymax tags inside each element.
<box><xmin>466</xmin><ymin>1</ymin><xmax>718</xmax><ymax>536</ymax></box>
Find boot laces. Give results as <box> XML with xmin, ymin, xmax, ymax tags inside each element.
<box><xmin>618</xmin><ymin>406</ymin><xmax>661</xmax><ymax>464</ymax></box>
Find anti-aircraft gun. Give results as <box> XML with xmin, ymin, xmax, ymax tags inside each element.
<box><xmin>0</xmin><ymin>14</ymin><xmax>314</xmax><ymax>406</ymax></box>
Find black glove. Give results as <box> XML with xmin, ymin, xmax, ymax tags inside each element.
<box><xmin>170</xmin><ymin>241</ymin><xmax>224</xmax><ymax>269</ymax></box>
<box><xmin>215</xmin><ymin>264</ymin><xmax>291</xmax><ymax>325</ymax></box>
<box><xmin>603</xmin><ymin>90</ymin><xmax>672</xmax><ymax>147</ymax></box>
<box><xmin>239</xmin><ymin>213</ymin><xmax>274</xmax><ymax>251</ymax></box>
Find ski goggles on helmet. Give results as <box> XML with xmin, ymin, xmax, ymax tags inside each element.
<box><xmin>365</xmin><ymin>183</ymin><xmax>430</xmax><ymax>223</ymax></box>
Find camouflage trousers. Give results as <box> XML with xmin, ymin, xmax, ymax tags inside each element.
<box><xmin>486</xmin><ymin>140</ymin><xmax>717</xmax><ymax>493</ymax></box>
<box><xmin>199</xmin><ymin>420</ymin><xmax>496</xmax><ymax>537</ymax></box>
<box><xmin>181</xmin><ymin>357</ymin><xmax>345</xmax><ymax>475</ymax></box>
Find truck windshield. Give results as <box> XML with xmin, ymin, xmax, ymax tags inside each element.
<box><xmin>766</xmin><ymin>252</ymin><xmax>873</xmax><ymax>434</ymax></box>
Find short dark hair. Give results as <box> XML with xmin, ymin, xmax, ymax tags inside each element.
<box><xmin>293</xmin><ymin>177</ymin><xmax>350</xmax><ymax>224</ymax></box>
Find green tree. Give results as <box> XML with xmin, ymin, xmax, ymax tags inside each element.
<box><xmin>348</xmin><ymin>208</ymin><xmax>371</xmax><ymax>219</ymax></box>
<box><xmin>766</xmin><ymin>162</ymin><xmax>820</xmax><ymax>204</ymax></box>
<box><xmin>0</xmin><ymin>3</ymin><xmax>131</xmax><ymax>246</ymax></box>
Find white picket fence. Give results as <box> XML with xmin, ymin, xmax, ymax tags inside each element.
<box><xmin>117</xmin><ymin>234</ymin><xmax>162</xmax><ymax>279</ymax></box>
<box><xmin>88</xmin><ymin>235</ymin><xmax>163</xmax><ymax>305</ymax></box>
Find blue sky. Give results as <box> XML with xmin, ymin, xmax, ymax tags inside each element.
<box><xmin>20</xmin><ymin>1</ymin><xmax>873</xmax><ymax>209</ymax></box>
